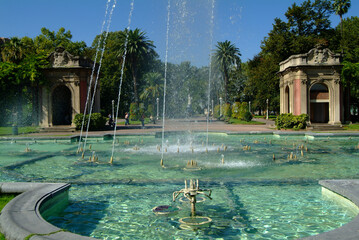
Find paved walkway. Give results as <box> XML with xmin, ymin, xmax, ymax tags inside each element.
<box><xmin>26</xmin><ymin>118</ymin><xmax>276</xmax><ymax>137</ymax></box>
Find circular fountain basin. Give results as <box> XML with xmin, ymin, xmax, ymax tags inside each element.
<box><xmin>152</xmin><ymin>205</ymin><xmax>181</xmax><ymax>215</ymax></box>
<box><xmin>179</xmin><ymin>216</ymin><xmax>212</xmax><ymax>229</ymax></box>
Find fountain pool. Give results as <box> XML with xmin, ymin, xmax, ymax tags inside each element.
<box><xmin>0</xmin><ymin>132</ymin><xmax>359</xmax><ymax>239</ymax></box>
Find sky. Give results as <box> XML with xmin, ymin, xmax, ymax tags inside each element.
<box><xmin>0</xmin><ymin>0</ymin><xmax>358</xmax><ymax>67</ymax></box>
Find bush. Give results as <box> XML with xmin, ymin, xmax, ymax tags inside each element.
<box><xmin>223</xmin><ymin>103</ymin><xmax>232</xmax><ymax>118</ymax></box>
<box><xmin>231</xmin><ymin>102</ymin><xmax>241</xmax><ymax>119</ymax></box>
<box><xmin>239</xmin><ymin>102</ymin><xmax>249</xmax><ymax>120</ymax></box>
<box><xmin>74</xmin><ymin>113</ymin><xmax>106</xmax><ymax>130</ymax></box>
<box><xmin>275</xmin><ymin>113</ymin><xmax>309</xmax><ymax>130</ymax></box>
<box><xmin>213</xmin><ymin>105</ymin><xmax>221</xmax><ymax>119</ymax></box>
<box><xmin>242</xmin><ymin>111</ymin><xmax>253</xmax><ymax>122</ymax></box>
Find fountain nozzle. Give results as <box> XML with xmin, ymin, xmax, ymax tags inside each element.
<box><xmin>173</xmin><ymin>179</ymin><xmax>212</xmax><ymax>217</ymax></box>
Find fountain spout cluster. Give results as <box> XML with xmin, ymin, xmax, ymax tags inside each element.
<box><xmin>173</xmin><ymin>179</ymin><xmax>212</xmax><ymax>216</ymax></box>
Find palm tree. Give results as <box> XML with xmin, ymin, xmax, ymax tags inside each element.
<box><xmin>333</xmin><ymin>0</ymin><xmax>351</xmax><ymax>51</ymax></box>
<box><xmin>214</xmin><ymin>40</ymin><xmax>241</xmax><ymax>103</ymax></box>
<box><xmin>140</xmin><ymin>72</ymin><xmax>163</xmax><ymax>114</ymax></box>
<box><xmin>1</xmin><ymin>37</ymin><xmax>25</xmax><ymax>64</ymax></box>
<box><xmin>118</xmin><ymin>28</ymin><xmax>157</xmax><ymax>104</ymax></box>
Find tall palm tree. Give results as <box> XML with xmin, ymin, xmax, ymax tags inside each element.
<box><xmin>214</xmin><ymin>40</ymin><xmax>241</xmax><ymax>103</ymax></box>
<box><xmin>118</xmin><ymin>28</ymin><xmax>156</xmax><ymax>104</ymax></box>
<box><xmin>1</xmin><ymin>37</ymin><xmax>25</xmax><ymax>64</ymax></box>
<box><xmin>333</xmin><ymin>0</ymin><xmax>351</xmax><ymax>51</ymax></box>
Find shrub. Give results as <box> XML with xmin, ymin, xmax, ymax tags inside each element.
<box><xmin>223</xmin><ymin>103</ymin><xmax>232</xmax><ymax>118</ymax></box>
<box><xmin>242</xmin><ymin>111</ymin><xmax>253</xmax><ymax>122</ymax></box>
<box><xmin>275</xmin><ymin>113</ymin><xmax>309</xmax><ymax>130</ymax></box>
<box><xmin>239</xmin><ymin>102</ymin><xmax>249</xmax><ymax>120</ymax></box>
<box><xmin>74</xmin><ymin>113</ymin><xmax>106</xmax><ymax>130</ymax></box>
<box><xmin>74</xmin><ymin>114</ymin><xmax>87</xmax><ymax>130</ymax></box>
<box><xmin>213</xmin><ymin>105</ymin><xmax>221</xmax><ymax>119</ymax></box>
<box><xmin>90</xmin><ymin>113</ymin><xmax>107</xmax><ymax>130</ymax></box>
<box><xmin>231</xmin><ymin>102</ymin><xmax>241</xmax><ymax>119</ymax></box>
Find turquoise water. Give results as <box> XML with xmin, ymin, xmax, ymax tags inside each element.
<box><xmin>0</xmin><ymin>133</ymin><xmax>359</xmax><ymax>239</ymax></box>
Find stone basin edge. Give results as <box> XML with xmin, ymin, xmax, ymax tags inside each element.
<box><xmin>302</xmin><ymin>180</ymin><xmax>359</xmax><ymax>240</ymax></box>
<box><xmin>1</xmin><ymin>180</ymin><xmax>359</xmax><ymax>239</ymax></box>
<box><xmin>0</xmin><ymin>182</ymin><xmax>97</xmax><ymax>240</ymax></box>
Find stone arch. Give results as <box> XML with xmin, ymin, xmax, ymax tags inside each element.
<box><xmin>309</xmin><ymin>83</ymin><xmax>329</xmax><ymax>123</ymax></box>
<box><xmin>52</xmin><ymin>85</ymin><xmax>72</xmax><ymax>125</ymax></box>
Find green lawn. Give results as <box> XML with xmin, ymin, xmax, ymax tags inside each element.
<box><xmin>117</xmin><ymin>118</ymin><xmax>153</xmax><ymax>125</ymax></box>
<box><xmin>228</xmin><ymin>118</ymin><xmax>266</xmax><ymax>125</ymax></box>
<box><xmin>0</xmin><ymin>194</ymin><xmax>17</xmax><ymax>240</ymax></box>
<box><xmin>253</xmin><ymin>115</ymin><xmax>277</xmax><ymax>120</ymax></box>
<box><xmin>343</xmin><ymin>123</ymin><xmax>359</xmax><ymax>131</ymax></box>
<box><xmin>0</xmin><ymin>126</ymin><xmax>39</xmax><ymax>136</ymax></box>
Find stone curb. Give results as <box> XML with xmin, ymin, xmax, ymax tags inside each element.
<box><xmin>302</xmin><ymin>180</ymin><xmax>359</xmax><ymax>240</ymax></box>
<box><xmin>0</xmin><ymin>182</ymin><xmax>96</xmax><ymax>240</ymax></box>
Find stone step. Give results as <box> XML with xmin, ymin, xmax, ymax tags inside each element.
<box><xmin>307</xmin><ymin>124</ymin><xmax>343</xmax><ymax>131</ymax></box>
<box><xmin>40</xmin><ymin>126</ymin><xmax>76</xmax><ymax>132</ymax></box>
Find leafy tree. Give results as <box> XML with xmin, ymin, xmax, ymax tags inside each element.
<box><xmin>0</xmin><ymin>51</ymin><xmax>48</xmax><ymax>125</ymax></box>
<box><xmin>117</xmin><ymin>28</ymin><xmax>157</xmax><ymax>104</ymax></box>
<box><xmin>34</xmin><ymin>27</ymin><xmax>89</xmax><ymax>56</ymax></box>
<box><xmin>140</xmin><ymin>72</ymin><xmax>163</xmax><ymax>113</ymax></box>
<box><xmin>342</xmin><ymin>61</ymin><xmax>359</xmax><ymax>116</ymax></box>
<box><xmin>244</xmin><ymin>55</ymin><xmax>279</xmax><ymax>114</ymax></box>
<box><xmin>227</xmin><ymin>63</ymin><xmax>248</xmax><ymax>103</ymax></box>
<box><xmin>214</xmin><ymin>40</ymin><xmax>241</xmax><ymax>103</ymax></box>
<box><xmin>245</xmin><ymin>0</ymin><xmax>334</xmax><ymax>115</ymax></box>
<box><xmin>339</xmin><ymin>17</ymin><xmax>359</xmax><ymax>62</ymax></box>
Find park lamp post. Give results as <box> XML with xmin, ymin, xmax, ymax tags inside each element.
<box><xmin>249</xmin><ymin>101</ymin><xmax>251</xmax><ymax>113</ymax></box>
<box><xmin>156</xmin><ymin>97</ymin><xmax>160</xmax><ymax>120</ymax></box>
<box><xmin>219</xmin><ymin>97</ymin><xmax>223</xmax><ymax>117</ymax></box>
<box><xmin>211</xmin><ymin>99</ymin><xmax>214</xmax><ymax>118</ymax></box>
<box><xmin>111</xmin><ymin>100</ymin><xmax>115</xmax><ymax>119</ymax></box>
<box><xmin>266</xmin><ymin>99</ymin><xmax>269</xmax><ymax>120</ymax></box>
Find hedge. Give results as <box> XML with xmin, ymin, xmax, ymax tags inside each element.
<box><xmin>275</xmin><ymin>113</ymin><xmax>309</xmax><ymax>130</ymax></box>
<box><xmin>74</xmin><ymin>113</ymin><xmax>107</xmax><ymax>130</ymax></box>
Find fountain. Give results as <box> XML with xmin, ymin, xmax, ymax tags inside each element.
<box><xmin>1</xmin><ymin>1</ymin><xmax>359</xmax><ymax>239</ymax></box>
<box><xmin>173</xmin><ymin>179</ymin><xmax>212</xmax><ymax>229</ymax></box>
<box><xmin>1</xmin><ymin>133</ymin><xmax>359</xmax><ymax>239</ymax></box>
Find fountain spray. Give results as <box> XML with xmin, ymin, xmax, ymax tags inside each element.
<box><xmin>110</xmin><ymin>0</ymin><xmax>135</xmax><ymax>164</ymax></box>
<box><xmin>160</xmin><ymin>0</ymin><xmax>171</xmax><ymax>168</ymax></box>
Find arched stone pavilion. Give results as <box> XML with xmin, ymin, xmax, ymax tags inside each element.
<box><xmin>278</xmin><ymin>44</ymin><xmax>348</xmax><ymax>126</ymax></box>
<box><xmin>39</xmin><ymin>47</ymin><xmax>100</xmax><ymax>128</ymax></box>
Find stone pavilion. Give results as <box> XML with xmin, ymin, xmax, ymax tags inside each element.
<box><xmin>38</xmin><ymin>47</ymin><xmax>100</xmax><ymax>128</ymax></box>
<box><xmin>278</xmin><ymin>44</ymin><xmax>349</xmax><ymax>125</ymax></box>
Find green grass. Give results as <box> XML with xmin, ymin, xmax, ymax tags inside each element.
<box><xmin>0</xmin><ymin>194</ymin><xmax>16</xmax><ymax>211</ymax></box>
<box><xmin>117</xmin><ymin>118</ymin><xmax>152</xmax><ymax>125</ymax></box>
<box><xmin>343</xmin><ymin>123</ymin><xmax>359</xmax><ymax>131</ymax></box>
<box><xmin>253</xmin><ymin>115</ymin><xmax>277</xmax><ymax>120</ymax></box>
<box><xmin>0</xmin><ymin>126</ymin><xmax>39</xmax><ymax>136</ymax></box>
<box><xmin>0</xmin><ymin>194</ymin><xmax>17</xmax><ymax>240</ymax></box>
<box><xmin>228</xmin><ymin>118</ymin><xmax>266</xmax><ymax>125</ymax></box>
